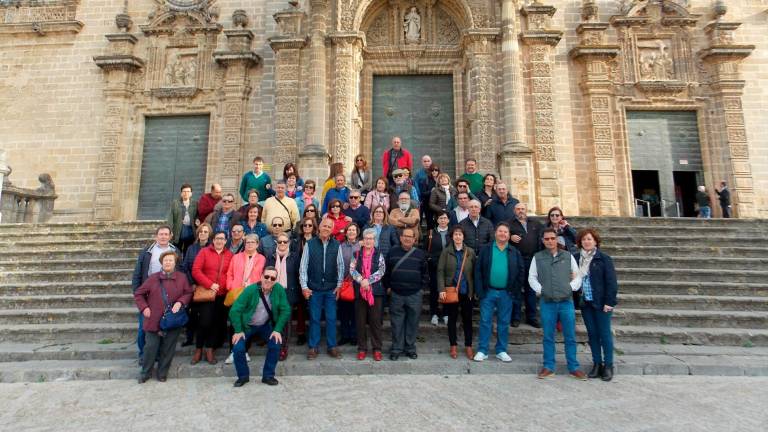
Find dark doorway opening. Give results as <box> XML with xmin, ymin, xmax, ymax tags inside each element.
<box><xmin>632</xmin><ymin>170</ymin><xmax>661</xmax><ymax>217</ymax></box>
<box><xmin>674</xmin><ymin>171</ymin><xmax>699</xmax><ymax>217</ymax></box>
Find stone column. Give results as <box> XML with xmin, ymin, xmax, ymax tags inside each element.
<box><xmin>521</xmin><ymin>2</ymin><xmax>563</xmax><ymax>213</ymax></box>
<box><xmin>463</xmin><ymin>29</ymin><xmax>500</xmax><ymax>177</ymax></box>
<box><xmin>213</xmin><ymin>25</ymin><xmax>261</xmax><ymax>195</ymax></box>
<box><xmin>93</xmin><ymin>22</ymin><xmax>145</xmax><ymax>221</ymax></box>
<box><xmin>498</xmin><ymin>0</ymin><xmax>535</xmax><ymax>209</ymax></box>
<box><xmin>0</xmin><ymin>150</ymin><xmax>9</xmax><ymax>223</ymax></box>
<box><xmin>270</xmin><ymin>5</ymin><xmax>307</xmax><ymax>172</ymax></box>
<box><xmin>302</xmin><ymin>0</ymin><xmax>330</xmax><ymax>184</ymax></box>
<box><xmin>329</xmin><ymin>32</ymin><xmax>365</xmax><ymax>171</ymax></box>
<box><xmin>700</xmin><ymin>19</ymin><xmax>757</xmax><ymax>218</ymax></box>
<box><xmin>569</xmin><ymin>8</ymin><xmax>621</xmax><ymax>216</ymax></box>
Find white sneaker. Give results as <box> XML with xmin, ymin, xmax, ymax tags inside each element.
<box><xmin>225</xmin><ymin>352</ymin><xmax>234</xmax><ymax>364</ymax></box>
<box><xmin>431</xmin><ymin>315</ymin><xmax>439</xmax><ymax>326</ymax></box>
<box><xmin>496</xmin><ymin>352</ymin><xmax>512</xmax><ymax>362</ymax></box>
<box><xmin>246</xmin><ymin>353</ymin><xmax>251</xmax><ymax>363</ymax></box>
<box><xmin>473</xmin><ymin>352</ymin><xmax>488</xmax><ymax>362</ymax></box>
<box><xmin>442</xmin><ymin>316</ymin><xmax>448</xmax><ymax>325</ymax></box>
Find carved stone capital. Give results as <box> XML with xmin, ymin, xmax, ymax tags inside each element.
<box><xmin>328</xmin><ymin>32</ymin><xmax>366</xmax><ymax>50</ymax></box>
<box><xmin>274</xmin><ymin>7</ymin><xmax>306</xmax><ymax>38</ymax></box>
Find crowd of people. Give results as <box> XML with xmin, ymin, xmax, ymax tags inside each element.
<box><xmin>133</xmin><ymin>137</ymin><xmax>619</xmax><ymax>387</ymax></box>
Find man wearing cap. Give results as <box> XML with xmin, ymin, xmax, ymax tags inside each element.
<box><xmin>388</xmin><ymin>168</ymin><xmax>419</xmax><ymax>210</ymax></box>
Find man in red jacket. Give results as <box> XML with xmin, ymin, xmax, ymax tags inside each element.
<box><xmin>197</xmin><ymin>183</ymin><xmax>222</xmax><ymax>225</ymax></box>
<box><xmin>381</xmin><ymin>136</ymin><xmax>413</xmax><ymax>186</ymax></box>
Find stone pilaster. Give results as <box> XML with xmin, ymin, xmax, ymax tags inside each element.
<box><xmin>302</xmin><ymin>0</ymin><xmax>330</xmax><ymax>184</ymax></box>
<box><xmin>463</xmin><ymin>29</ymin><xmax>500</xmax><ymax>177</ymax></box>
<box><xmin>569</xmin><ymin>8</ymin><xmax>621</xmax><ymax>216</ymax></box>
<box><xmin>499</xmin><ymin>0</ymin><xmax>535</xmax><ymax>209</ymax></box>
<box><xmin>329</xmin><ymin>32</ymin><xmax>365</xmax><ymax>171</ymax></box>
<box><xmin>521</xmin><ymin>2</ymin><xmax>563</xmax><ymax>213</ymax></box>
<box><xmin>700</xmin><ymin>20</ymin><xmax>756</xmax><ymax>217</ymax></box>
<box><xmin>270</xmin><ymin>5</ymin><xmax>307</xmax><ymax>173</ymax></box>
<box><xmin>214</xmin><ymin>26</ymin><xmax>261</xmax><ymax>195</ymax></box>
<box><xmin>93</xmin><ymin>30</ymin><xmax>144</xmax><ymax>221</ymax></box>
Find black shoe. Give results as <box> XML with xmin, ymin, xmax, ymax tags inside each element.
<box><xmin>406</xmin><ymin>352</ymin><xmax>418</xmax><ymax>360</ymax></box>
<box><xmin>389</xmin><ymin>353</ymin><xmax>400</xmax><ymax>361</ymax></box>
<box><xmin>157</xmin><ymin>376</ymin><xmax>167</xmax><ymax>382</ymax></box>
<box><xmin>296</xmin><ymin>334</ymin><xmax>307</xmax><ymax>346</ymax></box>
<box><xmin>233</xmin><ymin>377</ymin><xmax>250</xmax><ymax>387</ymax></box>
<box><xmin>588</xmin><ymin>363</ymin><xmax>604</xmax><ymax>379</ymax></box>
<box><xmin>511</xmin><ymin>320</ymin><xmax>520</xmax><ymax>328</ymax></box>
<box><xmin>526</xmin><ymin>319</ymin><xmax>541</xmax><ymax>329</ymax></box>
<box><xmin>181</xmin><ymin>339</ymin><xmax>194</xmax><ymax>347</ymax></box>
<box><xmin>137</xmin><ymin>374</ymin><xmax>150</xmax><ymax>384</ymax></box>
<box><xmin>261</xmin><ymin>377</ymin><xmax>279</xmax><ymax>386</ymax></box>
<box><xmin>601</xmin><ymin>365</ymin><xmax>614</xmax><ymax>382</ymax></box>
<box><xmin>337</xmin><ymin>337</ymin><xmax>348</xmax><ymax>346</ymax></box>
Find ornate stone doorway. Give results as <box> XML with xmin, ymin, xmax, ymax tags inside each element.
<box><xmin>371</xmin><ymin>75</ymin><xmax>455</xmax><ymax>179</ymax></box>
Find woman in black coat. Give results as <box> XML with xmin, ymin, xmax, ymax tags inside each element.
<box><xmin>425</xmin><ymin>211</ymin><xmax>451</xmax><ymax>326</ymax></box>
<box><xmin>266</xmin><ymin>231</ymin><xmax>302</xmax><ymax>360</ymax></box>
<box><xmin>574</xmin><ymin>228</ymin><xmax>618</xmax><ymax>382</ymax></box>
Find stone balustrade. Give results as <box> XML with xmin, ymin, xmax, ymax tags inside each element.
<box><xmin>0</xmin><ymin>153</ymin><xmax>57</xmax><ymax>223</ymax></box>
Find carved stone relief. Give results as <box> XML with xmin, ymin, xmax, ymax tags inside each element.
<box><xmin>366</xmin><ymin>12</ymin><xmax>388</xmax><ymax>46</ymax></box>
<box><xmin>164</xmin><ymin>52</ymin><xmax>198</xmax><ymax>87</ymax></box>
<box><xmin>637</xmin><ymin>39</ymin><xmax>674</xmax><ymax>81</ymax></box>
<box><xmin>435</xmin><ymin>8</ymin><xmax>460</xmax><ymax>45</ymax></box>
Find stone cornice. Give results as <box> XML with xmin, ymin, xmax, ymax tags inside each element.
<box><xmin>569</xmin><ymin>45</ymin><xmax>620</xmax><ymax>60</ymax></box>
<box><xmin>93</xmin><ymin>55</ymin><xmax>145</xmax><ymax>72</ymax></box>
<box><xmin>699</xmin><ymin>45</ymin><xmax>755</xmax><ymax>63</ymax></box>
<box><xmin>269</xmin><ymin>36</ymin><xmax>308</xmax><ymax>51</ymax></box>
<box><xmin>521</xmin><ymin>30</ymin><xmax>563</xmax><ymax>46</ymax></box>
<box><xmin>0</xmin><ymin>20</ymin><xmax>83</xmax><ymax>36</ymax></box>
<box><xmin>212</xmin><ymin>51</ymin><xmax>261</xmax><ymax>67</ymax></box>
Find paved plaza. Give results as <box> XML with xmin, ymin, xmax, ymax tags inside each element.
<box><xmin>1</xmin><ymin>375</ymin><xmax>766</xmax><ymax>431</ymax></box>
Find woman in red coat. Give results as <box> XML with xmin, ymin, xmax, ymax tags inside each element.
<box><xmin>191</xmin><ymin>231</ymin><xmax>233</xmax><ymax>363</ymax></box>
<box><xmin>324</xmin><ymin>198</ymin><xmax>352</xmax><ymax>242</ymax></box>
<box><xmin>134</xmin><ymin>250</ymin><xmax>193</xmax><ymax>383</ymax></box>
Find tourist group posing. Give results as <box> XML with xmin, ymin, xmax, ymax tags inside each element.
<box><xmin>133</xmin><ymin>137</ymin><xmax>618</xmax><ymax>387</ymax></box>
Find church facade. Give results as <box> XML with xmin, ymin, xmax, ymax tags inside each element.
<box><xmin>1</xmin><ymin>0</ymin><xmax>767</xmax><ymax>221</ymax></box>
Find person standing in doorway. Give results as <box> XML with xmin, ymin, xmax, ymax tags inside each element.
<box><xmin>695</xmin><ymin>185</ymin><xmax>712</xmax><ymax>218</ymax></box>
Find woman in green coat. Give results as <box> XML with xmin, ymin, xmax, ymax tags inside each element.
<box><xmin>437</xmin><ymin>225</ymin><xmax>476</xmax><ymax>360</ymax></box>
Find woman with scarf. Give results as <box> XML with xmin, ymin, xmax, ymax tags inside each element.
<box><xmin>349</xmin><ymin>228</ymin><xmax>386</xmax><ymax>361</ymax></box>
<box><xmin>574</xmin><ymin>228</ymin><xmax>618</xmax><ymax>382</ymax></box>
<box><xmin>364</xmin><ymin>204</ymin><xmax>399</xmax><ymax>259</ymax></box>
<box><xmin>437</xmin><ymin>225</ymin><xmax>476</xmax><ymax>360</ymax></box>
<box><xmin>266</xmin><ymin>232</ymin><xmax>302</xmax><ymax>360</ymax></box>
<box><xmin>363</xmin><ymin>177</ymin><xmax>391</xmax><ymax>213</ymax></box>
<box><xmin>224</xmin><ymin>234</ymin><xmax>266</xmax><ymax>364</ymax></box>
<box><xmin>338</xmin><ymin>223</ymin><xmax>361</xmax><ymax>347</ymax></box>
<box><xmin>429</xmin><ymin>173</ymin><xmax>457</xmax><ymax>230</ymax></box>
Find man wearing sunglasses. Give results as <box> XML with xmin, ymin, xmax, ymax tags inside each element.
<box><xmin>343</xmin><ymin>191</ymin><xmax>370</xmax><ymax>228</ymax></box>
<box><xmin>230</xmin><ymin>267</ymin><xmax>290</xmax><ymax>387</ymax></box>
<box><xmin>204</xmin><ymin>193</ymin><xmax>242</xmax><ymax>240</ymax></box>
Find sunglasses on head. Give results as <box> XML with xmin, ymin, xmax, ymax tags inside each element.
<box><xmin>263</xmin><ymin>275</ymin><xmax>277</xmax><ymax>281</ymax></box>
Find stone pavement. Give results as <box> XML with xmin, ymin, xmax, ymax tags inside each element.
<box><xmin>1</xmin><ymin>375</ymin><xmax>766</xmax><ymax>431</ymax></box>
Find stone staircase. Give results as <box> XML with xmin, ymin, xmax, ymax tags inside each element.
<box><xmin>0</xmin><ymin>217</ymin><xmax>767</xmax><ymax>382</ymax></box>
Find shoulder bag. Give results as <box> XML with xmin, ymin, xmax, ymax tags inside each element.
<box><xmin>193</xmin><ymin>254</ymin><xmax>223</xmax><ymax>303</ymax></box>
<box><xmin>439</xmin><ymin>250</ymin><xmax>465</xmax><ymax>304</ymax></box>
<box><xmin>159</xmin><ymin>278</ymin><xmax>189</xmax><ymax>331</ymax></box>
<box><xmin>339</xmin><ymin>250</ymin><xmax>358</xmax><ymax>302</ymax></box>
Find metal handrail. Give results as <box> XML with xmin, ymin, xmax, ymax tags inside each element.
<box><xmin>660</xmin><ymin>199</ymin><xmax>682</xmax><ymax>218</ymax></box>
<box><xmin>635</xmin><ymin>198</ymin><xmax>651</xmax><ymax>217</ymax></box>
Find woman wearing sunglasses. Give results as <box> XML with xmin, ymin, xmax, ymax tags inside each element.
<box><xmin>546</xmin><ymin>206</ymin><xmax>577</xmax><ymax>255</ymax></box>
<box><xmin>296</xmin><ymin>180</ymin><xmax>320</xmax><ymax>216</ymax></box>
<box><xmin>324</xmin><ymin>198</ymin><xmax>352</xmax><ymax>242</ymax></box>
<box><xmin>265</xmin><ymin>232</ymin><xmax>303</xmax><ymax>359</ymax></box>
<box><xmin>350</xmin><ymin>154</ymin><xmax>373</xmax><ymax>196</ymax></box>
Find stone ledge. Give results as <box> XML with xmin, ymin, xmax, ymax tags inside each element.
<box><xmin>0</xmin><ymin>20</ymin><xmax>83</xmax><ymax>36</ymax></box>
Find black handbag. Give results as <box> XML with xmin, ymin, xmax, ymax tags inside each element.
<box><xmin>159</xmin><ymin>279</ymin><xmax>189</xmax><ymax>331</ymax></box>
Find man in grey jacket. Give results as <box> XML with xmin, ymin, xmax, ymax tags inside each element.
<box><xmin>529</xmin><ymin>227</ymin><xmax>585</xmax><ymax>381</ymax></box>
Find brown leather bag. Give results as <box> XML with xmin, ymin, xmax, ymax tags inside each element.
<box><xmin>193</xmin><ymin>284</ymin><xmax>216</xmax><ymax>302</ymax></box>
<box><xmin>439</xmin><ymin>250</ymin><xmax>465</xmax><ymax>304</ymax></box>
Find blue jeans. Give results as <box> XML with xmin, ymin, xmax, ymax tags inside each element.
<box><xmin>540</xmin><ymin>300</ymin><xmax>580</xmax><ymax>372</ymax></box>
<box><xmin>581</xmin><ymin>304</ymin><xmax>614</xmax><ymax>367</ymax></box>
<box><xmin>233</xmin><ymin>323</ymin><xmax>280</xmax><ymax>379</ymax></box>
<box><xmin>137</xmin><ymin>313</ymin><xmax>145</xmax><ymax>358</ymax></box>
<box><xmin>308</xmin><ymin>290</ymin><xmax>337</xmax><ymax>349</ymax></box>
<box><xmin>477</xmin><ymin>289</ymin><xmax>514</xmax><ymax>355</ymax></box>
<box><xmin>699</xmin><ymin>206</ymin><xmax>711</xmax><ymax>218</ymax></box>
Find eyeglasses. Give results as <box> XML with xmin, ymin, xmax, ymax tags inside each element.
<box><xmin>331</xmin><ymin>205</ymin><xmax>341</xmax><ymax>208</ymax></box>
<box><xmin>549</xmin><ymin>214</ymin><xmax>562</xmax><ymax>218</ymax></box>
<box><xmin>214</xmin><ymin>236</ymin><xmax>227</xmax><ymax>241</ymax></box>
<box><xmin>277</xmin><ymin>240</ymin><xmax>289</xmax><ymax>244</ymax></box>
<box><xmin>543</xmin><ymin>237</ymin><xmax>557</xmax><ymax>241</ymax></box>
<box><xmin>401</xmin><ymin>235</ymin><xmax>415</xmax><ymax>239</ymax></box>
<box><xmin>263</xmin><ymin>275</ymin><xmax>277</xmax><ymax>281</ymax></box>
<box><xmin>306</xmin><ymin>209</ymin><xmax>316</xmax><ymax>212</ymax></box>
<box><xmin>458</xmin><ymin>185</ymin><xmax>468</xmax><ymax>188</ymax></box>
<box><xmin>245</xmin><ymin>240</ymin><xmax>258</xmax><ymax>244</ymax></box>
<box><xmin>350</xmin><ymin>196</ymin><xmax>360</xmax><ymax>200</ymax></box>
<box><xmin>305</xmin><ymin>185</ymin><xmax>315</xmax><ymax>189</ymax></box>
<box><xmin>302</xmin><ymin>223</ymin><xmax>314</xmax><ymax>228</ymax></box>
<box><xmin>272</xmin><ymin>224</ymin><xmax>283</xmax><ymax>228</ymax></box>
<box><xmin>222</xmin><ymin>199</ymin><xmax>234</xmax><ymax>203</ymax></box>
<box><xmin>356</xmin><ymin>158</ymin><xmax>364</xmax><ymax>162</ymax></box>
<box><xmin>394</xmin><ymin>174</ymin><xmax>404</xmax><ymax>178</ymax></box>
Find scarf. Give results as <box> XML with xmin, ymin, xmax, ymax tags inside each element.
<box><xmin>243</xmin><ymin>254</ymin><xmax>257</xmax><ymax>286</ymax></box>
<box><xmin>578</xmin><ymin>248</ymin><xmax>597</xmax><ymax>278</ymax></box>
<box><xmin>275</xmin><ymin>249</ymin><xmax>289</xmax><ymax>288</ymax></box>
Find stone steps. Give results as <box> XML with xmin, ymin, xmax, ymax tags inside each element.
<box><xmin>618</xmin><ymin>281</ymin><xmax>768</xmax><ymax>297</ymax></box>
<box><xmin>614</xmin><ymin>309</ymin><xmax>768</xmax><ymax>330</ymax></box>
<box><xmin>618</xmin><ymin>294</ymin><xmax>768</xmax><ymax>311</ymax></box>
<box><xmin>0</xmin><ymin>248</ymin><xmax>142</xmax><ymax>262</ymax></box>
<box><xmin>0</xmin><ymin>294</ymin><xmax>135</xmax><ymax>310</ymax></box>
<box><xmin>567</xmin><ymin>217</ymin><xmax>768</xmax><ymax>228</ymax></box>
<box><xmin>0</xmin><ymin>281</ymin><xmax>129</xmax><ymax>296</ymax></box>
<box><xmin>1</xmin><ymin>268</ymin><xmax>134</xmax><ymax>283</ymax></box>
<box><xmin>617</xmin><ymin>268</ymin><xmax>768</xmax><ymax>284</ymax></box>
<box><xmin>613</xmin><ymin>325</ymin><xmax>768</xmax><ymax>347</ymax></box>
<box><xmin>598</xmin><ymin>235</ymin><xmax>756</xmax><ymax>247</ymax></box>
<box><xmin>0</xmin><ymin>258</ymin><xmax>135</xmax><ymax>272</ymax></box>
<box><xmin>612</xmin><ymin>256</ymin><xmax>768</xmax><ymax>271</ymax></box>
<box><xmin>0</xmin><ymin>231</ymin><xmax>154</xmax><ymax>243</ymax></box>
<box><xmin>1</xmin><ymin>239</ymin><xmax>150</xmax><ymax>252</ymax></box>
<box><xmin>602</xmin><ymin>245</ymin><xmax>768</xmax><ymax>258</ymax></box>
<box><xmin>0</xmin><ymin>308</ymin><xmax>137</xmax><ymax>325</ymax></box>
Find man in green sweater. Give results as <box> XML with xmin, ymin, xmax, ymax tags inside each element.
<box><xmin>229</xmin><ymin>266</ymin><xmax>290</xmax><ymax>387</ymax></box>
<box><xmin>239</xmin><ymin>156</ymin><xmax>273</xmax><ymax>203</ymax></box>
<box><xmin>460</xmin><ymin>159</ymin><xmax>484</xmax><ymax>196</ymax></box>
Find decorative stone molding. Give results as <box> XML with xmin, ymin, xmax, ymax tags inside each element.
<box><xmin>303</xmin><ymin>0</ymin><xmax>331</xmax><ymax>178</ymax></box>
<box><xmin>520</xmin><ymin>2</ymin><xmax>562</xmax><ymax>46</ymax></box>
<box><xmin>463</xmin><ymin>29</ymin><xmax>499</xmax><ymax>174</ymax></box>
<box><xmin>0</xmin><ymin>0</ymin><xmax>83</xmax><ymax>35</ymax></box>
<box><xmin>329</xmin><ymin>32</ymin><xmax>365</xmax><ymax>168</ymax></box>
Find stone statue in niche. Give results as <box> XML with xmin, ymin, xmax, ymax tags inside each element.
<box><xmin>404</xmin><ymin>7</ymin><xmax>421</xmax><ymax>44</ymax></box>
<box><xmin>165</xmin><ymin>54</ymin><xmax>197</xmax><ymax>87</ymax></box>
<box><xmin>638</xmin><ymin>40</ymin><xmax>674</xmax><ymax>81</ymax></box>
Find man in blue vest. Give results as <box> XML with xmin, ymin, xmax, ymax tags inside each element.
<box><xmin>299</xmin><ymin>218</ymin><xmax>345</xmax><ymax>359</ymax></box>
<box><xmin>529</xmin><ymin>228</ymin><xmax>586</xmax><ymax>380</ymax></box>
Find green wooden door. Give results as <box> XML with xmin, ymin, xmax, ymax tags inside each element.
<box><xmin>137</xmin><ymin>115</ymin><xmax>210</xmax><ymax>220</ymax></box>
<box><xmin>372</xmin><ymin>75</ymin><xmax>455</xmax><ymax>179</ymax></box>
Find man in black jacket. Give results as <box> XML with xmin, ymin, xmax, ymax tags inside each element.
<box><xmin>509</xmin><ymin>202</ymin><xmax>544</xmax><ymax>328</ymax></box>
<box><xmin>716</xmin><ymin>181</ymin><xmax>732</xmax><ymax>218</ymax></box>
<box><xmin>459</xmin><ymin>200</ymin><xmax>494</xmax><ymax>251</ymax></box>
<box><xmin>384</xmin><ymin>227</ymin><xmax>428</xmax><ymax>360</ymax></box>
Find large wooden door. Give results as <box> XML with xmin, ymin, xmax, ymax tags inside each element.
<box><xmin>372</xmin><ymin>75</ymin><xmax>455</xmax><ymax>179</ymax></box>
<box><xmin>137</xmin><ymin>115</ymin><xmax>209</xmax><ymax>220</ymax></box>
